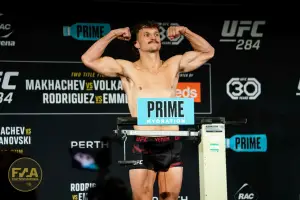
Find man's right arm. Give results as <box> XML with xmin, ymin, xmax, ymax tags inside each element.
<box><xmin>81</xmin><ymin>28</ymin><xmax>130</xmax><ymax>77</ymax></box>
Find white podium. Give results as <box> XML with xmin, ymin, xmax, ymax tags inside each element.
<box><xmin>199</xmin><ymin>123</ymin><xmax>228</xmax><ymax>200</ymax></box>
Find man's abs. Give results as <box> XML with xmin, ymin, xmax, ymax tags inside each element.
<box><xmin>129</xmin><ymin>88</ymin><xmax>179</xmax><ymax>135</ymax></box>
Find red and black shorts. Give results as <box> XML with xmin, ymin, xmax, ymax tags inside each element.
<box><xmin>129</xmin><ymin>136</ymin><xmax>183</xmax><ymax>172</ymax></box>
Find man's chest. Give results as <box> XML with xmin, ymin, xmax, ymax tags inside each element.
<box><xmin>133</xmin><ymin>69</ymin><xmax>178</xmax><ymax>86</ymax></box>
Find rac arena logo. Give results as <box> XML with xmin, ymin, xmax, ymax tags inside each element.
<box><xmin>176</xmin><ymin>82</ymin><xmax>201</xmax><ymax>103</ymax></box>
<box><xmin>0</xmin><ymin>12</ymin><xmax>15</xmax><ymax>47</ymax></box>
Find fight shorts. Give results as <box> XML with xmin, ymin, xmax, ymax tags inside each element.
<box><xmin>129</xmin><ymin>136</ymin><xmax>183</xmax><ymax>172</ymax></box>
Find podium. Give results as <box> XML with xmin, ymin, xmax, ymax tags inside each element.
<box><xmin>113</xmin><ymin>116</ymin><xmax>246</xmax><ymax>200</ymax></box>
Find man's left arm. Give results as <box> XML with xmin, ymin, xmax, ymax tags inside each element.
<box><xmin>168</xmin><ymin>26</ymin><xmax>215</xmax><ymax>73</ymax></box>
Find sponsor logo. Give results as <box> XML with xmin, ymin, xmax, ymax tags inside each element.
<box><xmin>176</xmin><ymin>82</ymin><xmax>201</xmax><ymax>102</ymax></box>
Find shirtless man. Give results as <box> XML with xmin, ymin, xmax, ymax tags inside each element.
<box><xmin>81</xmin><ymin>21</ymin><xmax>214</xmax><ymax>200</ymax></box>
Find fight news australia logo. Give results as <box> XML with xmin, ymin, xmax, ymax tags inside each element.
<box><xmin>234</xmin><ymin>183</ymin><xmax>258</xmax><ymax>200</ymax></box>
<box><xmin>63</xmin><ymin>22</ymin><xmax>111</xmax><ymax>41</ymax></box>
<box><xmin>0</xmin><ymin>12</ymin><xmax>15</xmax><ymax>47</ymax></box>
<box><xmin>8</xmin><ymin>157</ymin><xmax>43</xmax><ymax>192</ymax></box>
<box><xmin>227</xmin><ymin>77</ymin><xmax>261</xmax><ymax>100</ymax></box>
<box><xmin>220</xmin><ymin>20</ymin><xmax>266</xmax><ymax>51</ymax></box>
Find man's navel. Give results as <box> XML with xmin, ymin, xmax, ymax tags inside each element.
<box><xmin>139</xmin><ymin>86</ymin><xmax>142</xmax><ymax>90</ymax></box>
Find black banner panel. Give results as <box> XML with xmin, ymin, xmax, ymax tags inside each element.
<box><xmin>0</xmin><ymin>5</ymin><xmax>299</xmax><ymax>200</ymax></box>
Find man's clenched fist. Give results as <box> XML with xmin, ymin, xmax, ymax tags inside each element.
<box><xmin>167</xmin><ymin>26</ymin><xmax>187</xmax><ymax>40</ymax></box>
<box><xmin>114</xmin><ymin>27</ymin><xmax>131</xmax><ymax>41</ymax></box>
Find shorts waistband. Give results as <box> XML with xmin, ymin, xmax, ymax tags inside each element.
<box><xmin>135</xmin><ymin>136</ymin><xmax>182</xmax><ymax>143</ymax></box>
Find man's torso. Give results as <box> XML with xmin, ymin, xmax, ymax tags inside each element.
<box><xmin>119</xmin><ymin>56</ymin><xmax>181</xmax><ymax>132</ymax></box>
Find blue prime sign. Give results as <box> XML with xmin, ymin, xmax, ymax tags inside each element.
<box><xmin>63</xmin><ymin>23</ymin><xmax>111</xmax><ymax>41</ymax></box>
<box><xmin>137</xmin><ymin>98</ymin><xmax>194</xmax><ymax>125</ymax></box>
<box><xmin>226</xmin><ymin>134</ymin><xmax>267</xmax><ymax>152</ymax></box>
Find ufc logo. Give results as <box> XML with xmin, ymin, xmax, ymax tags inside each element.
<box><xmin>0</xmin><ymin>71</ymin><xmax>19</xmax><ymax>90</ymax></box>
<box><xmin>12</xmin><ymin>167</ymin><xmax>38</xmax><ymax>178</ymax></box>
<box><xmin>133</xmin><ymin>160</ymin><xmax>143</xmax><ymax>165</ymax></box>
<box><xmin>221</xmin><ymin>20</ymin><xmax>265</xmax><ymax>38</ymax></box>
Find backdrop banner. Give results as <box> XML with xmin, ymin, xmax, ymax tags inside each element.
<box><xmin>0</xmin><ymin>5</ymin><xmax>299</xmax><ymax>200</ymax></box>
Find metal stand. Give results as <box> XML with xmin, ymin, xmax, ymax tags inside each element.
<box><xmin>117</xmin><ymin>132</ymin><xmax>137</xmax><ymax>166</ymax></box>
<box><xmin>121</xmin><ymin>135</ymin><xmax>127</xmax><ymax>162</ymax></box>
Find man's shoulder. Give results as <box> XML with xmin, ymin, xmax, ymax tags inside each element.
<box><xmin>116</xmin><ymin>59</ymin><xmax>133</xmax><ymax>64</ymax></box>
<box><xmin>165</xmin><ymin>55</ymin><xmax>183</xmax><ymax>64</ymax></box>
<box><xmin>116</xmin><ymin>59</ymin><xmax>134</xmax><ymax>67</ymax></box>
<box><xmin>163</xmin><ymin>55</ymin><xmax>183</xmax><ymax>69</ymax></box>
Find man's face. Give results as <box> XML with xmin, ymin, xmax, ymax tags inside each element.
<box><xmin>135</xmin><ymin>27</ymin><xmax>161</xmax><ymax>53</ymax></box>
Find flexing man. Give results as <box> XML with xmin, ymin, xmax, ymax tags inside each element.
<box><xmin>81</xmin><ymin>21</ymin><xmax>214</xmax><ymax>200</ymax></box>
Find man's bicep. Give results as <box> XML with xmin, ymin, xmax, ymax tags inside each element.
<box><xmin>83</xmin><ymin>56</ymin><xmax>125</xmax><ymax>77</ymax></box>
<box><xmin>179</xmin><ymin>51</ymin><xmax>213</xmax><ymax>73</ymax></box>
